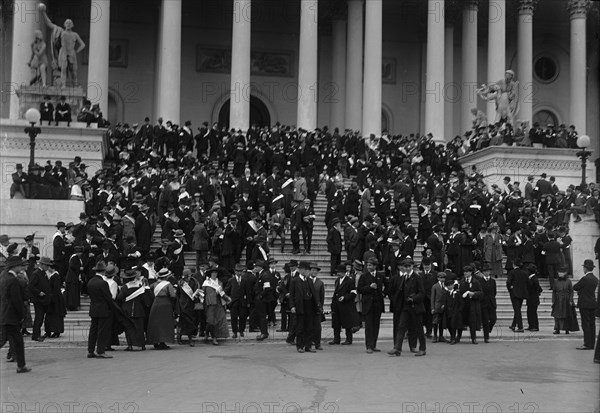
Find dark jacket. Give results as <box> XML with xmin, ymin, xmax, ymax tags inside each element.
<box><xmin>28</xmin><ymin>268</ymin><xmax>52</xmax><ymax>306</ymax></box>
<box><xmin>87</xmin><ymin>275</ymin><xmax>114</xmax><ymax>318</ymax></box>
<box><xmin>289</xmin><ymin>275</ymin><xmax>319</xmax><ymax>315</ymax></box>
<box><xmin>507</xmin><ymin>268</ymin><xmax>529</xmax><ymax>299</ymax></box>
<box><xmin>357</xmin><ymin>270</ymin><xmax>385</xmax><ymax>315</ymax></box>
<box><xmin>399</xmin><ymin>272</ymin><xmax>426</xmax><ymax>314</ymax></box>
<box><xmin>331</xmin><ymin>274</ymin><xmax>358</xmax><ymax>329</ymax></box>
<box><xmin>225</xmin><ymin>275</ymin><xmax>251</xmax><ymax>307</ymax></box>
<box><xmin>479</xmin><ymin>277</ymin><xmax>497</xmax><ymax>309</ymax></box>
<box><xmin>573</xmin><ymin>272</ymin><xmax>599</xmax><ymax>310</ymax></box>
<box><xmin>0</xmin><ymin>270</ymin><xmax>25</xmax><ymax>325</ymax></box>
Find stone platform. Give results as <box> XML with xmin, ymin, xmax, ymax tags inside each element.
<box><xmin>16</xmin><ymin>85</ymin><xmax>86</xmax><ymax>121</ymax></box>
<box><xmin>0</xmin><ymin>118</ymin><xmax>107</xmax><ymax>200</ymax></box>
<box><xmin>460</xmin><ymin>146</ymin><xmax>596</xmax><ymax>191</ymax></box>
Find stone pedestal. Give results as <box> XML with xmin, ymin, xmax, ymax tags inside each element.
<box><xmin>460</xmin><ymin>146</ymin><xmax>595</xmax><ymax>192</ymax></box>
<box><xmin>0</xmin><ymin>200</ymin><xmax>85</xmax><ymax>257</ymax></box>
<box><xmin>16</xmin><ymin>85</ymin><xmax>86</xmax><ymax>121</ymax></box>
<box><xmin>0</xmin><ymin>118</ymin><xmax>106</xmax><ymax>199</ymax></box>
<box><xmin>460</xmin><ymin>146</ymin><xmax>599</xmax><ymax>280</ymax></box>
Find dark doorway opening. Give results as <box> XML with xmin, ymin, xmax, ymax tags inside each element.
<box><xmin>217</xmin><ymin>96</ymin><xmax>271</xmax><ymax>129</ymax></box>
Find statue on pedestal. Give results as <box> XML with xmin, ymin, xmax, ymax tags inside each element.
<box><xmin>38</xmin><ymin>3</ymin><xmax>85</xmax><ymax>87</ymax></box>
<box><xmin>477</xmin><ymin>70</ymin><xmax>520</xmax><ymax>126</ymax></box>
<box><xmin>28</xmin><ymin>30</ymin><xmax>48</xmax><ymax>87</ymax></box>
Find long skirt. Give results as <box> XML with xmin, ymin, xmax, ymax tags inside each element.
<box><xmin>65</xmin><ymin>282</ymin><xmax>80</xmax><ymax>309</ymax></box>
<box><xmin>124</xmin><ymin>317</ymin><xmax>146</xmax><ymax>347</ymax></box>
<box><xmin>205</xmin><ymin>304</ymin><xmax>229</xmax><ymax>339</ymax></box>
<box><xmin>179</xmin><ymin>310</ymin><xmax>198</xmax><ymax>336</ymax></box>
<box><xmin>147</xmin><ymin>296</ymin><xmax>175</xmax><ymax>344</ymax></box>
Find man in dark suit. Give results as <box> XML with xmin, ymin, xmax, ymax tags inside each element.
<box><xmin>573</xmin><ymin>259</ymin><xmax>599</xmax><ymax>350</ymax></box>
<box><xmin>28</xmin><ymin>257</ymin><xmax>54</xmax><ymax>342</ymax></box>
<box><xmin>254</xmin><ymin>260</ymin><xmax>278</xmax><ymax>341</ymax></box>
<box><xmin>289</xmin><ymin>261</ymin><xmax>319</xmax><ymax>353</ymax></box>
<box><xmin>357</xmin><ymin>257</ymin><xmax>385</xmax><ymax>353</ymax></box>
<box><xmin>506</xmin><ymin>260</ymin><xmax>529</xmax><ymax>333</ymax></box>
<box><xmin>40</xmin><ymin>95</ymin><xmax>54</xmax><ymax>125</ymax></box>
<box><xmin>430</xmin><ymin>271</ymin><xmax>447</xmax><ymax>343</ymax></box>
<box><xmin>329</xmin><ymin>264</ymin><xmax>358</xmax><ymax>345</ymax></box>
<box><xmin>479</xmin><ymin>263</ymin><xmax>497</xmax><ymax>343</ymax></box>
<box><xmin>135</xmin><ymin>204</ymin><xmax>153</xmax><ymax>259</ymax></box>
<box><xmin>421</xmin><ymin>257</ymin><xmax>438</xmax><ymax>338</ymax></box>
<box><xmin>225</xmin><ymin>264</ymin><xmax>251</xmax><ymax>339</ymax></box>
<box><xmin>54</xmin><ymin>95</ymin><xmax>71</xmax><ymax>125</ymax></box>
<box><xmin>87</xmin><ymin>261</ymin><xmax>114</xmax><ymax>358</ymax></box>
<box><xmin>309</xmin><ymin>263</ymin><xmax>325</xmax><ymax>350</ymax></box>
<box><xmin>10</xmin><ymin>163</ymin><xmax>29</xmax><ymax>199</ymax></box>
<box><xmin>388</xmin><ymin>258</ymin><xmax>426</xmax><ymax>357</ymax></box>
<box><xmin>300</xmin><ymin>199</ymin><xmax>316</xmax><ymax>254</ymax></box>
<box><xmin>0</xmin><ymin>257</ymin><xmax>31</xmax><ymax>372</ymax></box>
<box><xmin>327</xmin><ymin>218</ymin><xmax>343</xmax><ymax>276</ymax></box>
<box><xmin>543</xmin><ymin>232</ymin><xmax>563</xmax><ymax>290</ymax></box>
<box><xmin>533</xmin><ymin>173</ymin><xmax>552</xmax><ymax>200</ymax></box>
<box><xmin>526</xmin><ymin>263</ymin><xmax>543</xmax><ymax>331</ymax></box>
<box><xmin>459</xmin><ymin>265</ymin><xmax>484</xmax><ymax>344</ymax></box>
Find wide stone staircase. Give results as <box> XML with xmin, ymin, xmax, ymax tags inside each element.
<box><xmin>60</xmin><ymin>179</ymin><xmax>557</xmax><ymax>343</ymax></box>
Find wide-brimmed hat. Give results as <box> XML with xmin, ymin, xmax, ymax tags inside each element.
<box><xmin>157</xmin><ymin>268</ymin><xmax>171</xmax><ymax>278</ymax></box>
<box><xmin>310</xmin><ymin>262</ymin><xmax>320</xmax><ymax>271</ymax></box>
<box><xmin>4</xmin><ymin>256</ymin><xmax>26</xmax><ymax>269</ymax></box>
<box><xmin>298</xmin><ymin>261</ymin><xmax>311</xmax><ymax>270</ymax></box>
<box><xmin>105</xmin><ymin>264</ymin><xmax>118</xmax><ymax>278</ymax></box>
<box><xmin>121</xmin><ymin>269</ymin><xmax>139</xmax><ymax>280</ymax></box>
<box><xmin>38</xmin><ymin>257</ymin><xmax>54</xmax><ymax>267</ymax></box>
<box><xmin>173</xmin><ymin>229</ymin><xmax>185</xmax><ymax>238</ymax></box>
<box><xmin>92</xmin><ymin>261</ymin><xmax>107</xmax><ymax>272</ymax></box>
<box><xmin>288</xmin><ymin>259</ymin><xmax>298</xmax><ymax>267</ymax></box>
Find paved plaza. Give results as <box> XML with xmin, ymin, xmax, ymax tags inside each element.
<box><xmin>1</xmin><ymin>337</ymin><xmax>598</xmax><ymax>413</ymax></box>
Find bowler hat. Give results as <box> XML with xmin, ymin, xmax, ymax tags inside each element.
<box><xmin>288</xmin><ymin>260</ymin><xmax>298</xmax><ymax>267</ymax></box>
<box><xmin>437</xmin><ymin>271</ymin><xmax>447</xmax><ymax>279</ymax></box>
<box><xmin>583</xmin><ymin>259</ymin><xmax>595</xmax><ymax>269</ymax></box>
<box><xmin>234</xmin><ymin>263</ymin><xmax>245</xmax><ymax>272</ymax></box>
<box><xmin>105</xmin><ymin>264</ymin><xmax>118</xmax><ymax>278</ymax></box>
<box><xmin>335</xmin><ymin>264</ymin><xmax>346</xmax><ymax>273</ymax></box>
<box><xmin>367</xmin><ymin>257</ymin><xmax>379</xmax><ymax>265</ymax></box>
<box><xmin>0</xmin><ymin>234</ymin><xmax>9</xmax><ymax>243</ymax></box>
<box><xmin>56</xmin><ymin>221</ymin><xmax>66</xmax><ymax>228</ymax></box>
<box><xmin>310</xmin><ymin>262</ymin><xmax>320</xmax><ymax>271</ymax></box>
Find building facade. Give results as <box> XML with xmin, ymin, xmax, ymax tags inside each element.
<box><xmin>2</xmin><ymin>0</ymin><xmax>599</xmax><ymax>155</ymax></box>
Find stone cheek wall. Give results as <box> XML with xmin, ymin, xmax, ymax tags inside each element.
<box><xmin>0</xmin><ymin>119</ymin><xmax>106</xmax><ymax>200</ymax></box>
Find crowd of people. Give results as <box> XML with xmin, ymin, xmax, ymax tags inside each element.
<box><xmin>2</xmin><ymin>113</ymin><xmax>599</xmax><ymax>373</ymax></box>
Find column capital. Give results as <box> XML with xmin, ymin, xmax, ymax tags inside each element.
<box><xmin>518</xmin><ymin>0</ymin><xmax>538</xmax><ymax>15</ymax></box>
<box><xmin>568</xmin><ymin>0</ymin><xmax>591</xmax><ymax>18</ymax></box>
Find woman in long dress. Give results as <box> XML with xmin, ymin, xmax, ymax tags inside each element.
<box><xmin>483</xmin><ymin>224</ymin><xmax>504</xmax><ymax>278</ymax></box>
<box><xmin>45</xmin><ymin>264</ymin><xmax>66</xmax><ymax>338</ymax></box>
<box><xmin>65</xmin><ymin>245</ymin><xmax>84</xmax><ymax>311</ymax></box>
<box><xmin>147</xmin><ymin>268</ymin><xmax>177</xmax><ymax>349</ymax></box>
<box><xmin>551</xmin><ymin>272</ymin><xmax>574</xmax><ymax>334</ymax></box>
<box><xmin>202</xmin><ymin>269</ymin><xmax>231</xmax><ymax>345</ymax></box>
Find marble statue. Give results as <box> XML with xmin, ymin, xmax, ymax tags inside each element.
<box><xmin>28</xmin><ymin>30</ymin><xmax>48</xmax><ymax>87</ymax></box>
<box><xmin>477</xmin><ymin>70</ymin><xmax>520</xmax><ymax>126</ymax></box>
<box><xmin>39</xmin><ymin>3</ymin><xmax>85</xmax><ymax>87</ymax></box>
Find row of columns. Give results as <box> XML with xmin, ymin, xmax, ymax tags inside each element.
<box><xmin>8</xmin><ymin>0</ymin><xmax>591</xmax><ymax>138</ymax></box>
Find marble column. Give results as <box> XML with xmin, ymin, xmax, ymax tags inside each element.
<box><xmin>424</xmin><ymin>0</ymin><xmax>445</xmax><ymax>140</ymax></box>
<box><xmin>330</xmin><ymin>17</ymin><xmax>346</xmax><ymax>131</ymax></box>
<box><xmin>9</xmin><ymin>0</ymin><xmax>40</xmax><ymax>119</ymax></box>
<box><xmin>361</xmin><ymin>0</ymin><xmax>382</xmax><ymax>137</ymax></box>
<box><xmin>297</xmin><ymin>0</ymin><xmax>318</xmax><ymax>131</ymax></box>
<box><xmin>156</xmin><ymin>0</ymin><xmax>181</xmax><ymax>124</ymax></box>
<box><xmin>568</xmin><ymin>0</ymin><xmax>590</xmax><ymax>135</ymax></box>
<box><xmin>517</xmin><ymin>0</ymin><xmax>536</xmax><ymax>128</ymax></box>
<box><xmin>87</xmin><ymin>0</ymin><xmax>111</xmax><ymax>115</ymax></box>
<box><xmin>445</xmin><ymin>23</ymin><xmax>454</xmax><ymax>139</ymax></box>
<box><xmin>230</xmin><ymin>0</ymin><xmax>252</xmax><ymax>131</ymax></box>
<box><xmin>345</xmin><ymin>0</ymin><xmax>363</xmax><ymax>132</ymax></box>
<box><xmin>487</xmin><ymin>0</ymin><xmax>506</xmax><ymax>122</ymax></box>
<box><xmin>461</xmin><ymin>0</ymin><xmax>478</xmax><ymax>133</ymax></box>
